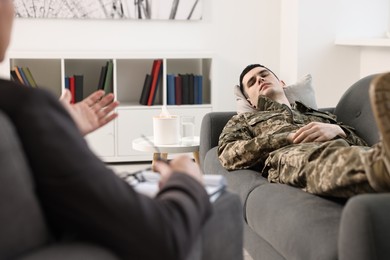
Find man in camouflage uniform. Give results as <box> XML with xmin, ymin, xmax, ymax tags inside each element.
<box><xmin>218</xmin><ymin>64</ymin><xmax>390</xmax><ymax>198</ymax></box>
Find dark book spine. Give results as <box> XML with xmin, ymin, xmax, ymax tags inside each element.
<box><xmin>139</xmin><ymin>74</ymin><xmax>152</xmax><ymax>105</ymax></box>
<box><xmin>64</xmin><ymin>76</ymin><xmax>70</xmax><ymax>90</ymax></box>
<box><xmin>103</xmin><ymin>61</ymin><xmax>113</xmax><ymax>94</ymax></box>
<box><xmin>167</xmin><ymin>74</ymin><xmax>175</xmax><ymax>105</ymax></box>
<box><xmin>197</xmin><ymin>75</ymin><xmax>203</xmax><ymax>104</ymax></box>
<box><xmin>97</xmin><ymin>65</ymin><xmax>107</xmax><ymax>90</ymax></box>
<box><xmin>74</xmin><ymin>75</ymin><xmax>84</xmax><ymax>102</ymax></box>
<box><xmin>175</xmin><ymin>75</ymin><xmax>182</xmax><ymax>105</ymax></box>
<box><xmin>189</xmin><ymin>74</ymin><xmax>195</xmax><ymax>104</ymax></box>
<box><xmin>181</xmin><ymin>74</ymin><xmax>190</xmax><ymax>104</ymax></box>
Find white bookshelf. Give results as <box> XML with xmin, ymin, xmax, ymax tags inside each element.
<box><xmin>1</xmin><ymin>51</ymin><xmax>214</xmax><ymax>162</ymax></box>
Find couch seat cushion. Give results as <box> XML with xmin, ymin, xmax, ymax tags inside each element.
<box><xmin>246</xmin><ymin>183</ymin><xmax>344</xmax><ymax>260</ymax></box>
<box><xmin>203</xmin><ymin>147</ymin><xmax>269</xmax><ymax>204</ymax></box>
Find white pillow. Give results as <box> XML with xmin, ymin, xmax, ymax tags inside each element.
<box><xmin>234</xmin><ymin>74</ymin><xmax>317</xmax><ymax>114</ymax></box>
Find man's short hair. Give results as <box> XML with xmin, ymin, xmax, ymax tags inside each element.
<box><xmin>239</xmin><ymin>64</ymin><xmax>279</xmax><ymax>96</ymax></box>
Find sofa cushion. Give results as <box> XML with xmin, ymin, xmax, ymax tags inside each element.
<box><xmin>203</xmin><ymin>147</ymin><xmax>269</xmax><ymax>206</ymax></box>
<box><xmin>334</xmin><ymin>74</ymin><xmax>379</xmax><ymax>146</ymax></box>
<box><xmin>0</xmin><ymin>112</ymin><xmax>51</xmax><ymax>259</ymax></box>
<box><xmin>246</xmin><ymin>183</ymin><xmax>344</xmax><ymax>260</ymax></box>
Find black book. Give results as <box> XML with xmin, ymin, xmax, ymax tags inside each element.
<box><xmin>97</xmin><ymin>65</ymin><xmax>107</xmax><ymax>90</ymax></box>
<box><xmin>181</xmin><ymin>74</ymin><xmax>190</xmax><ymax>104</ymax></box>
<box><xmin>74</xmin><ymin>75</ymin><xmax>84</xmax><ymax>102</ymax></box>
<box><xmin>139</xmin><ymin>74</ymin><xmax>152</xmax><ymax>105</ymax></box>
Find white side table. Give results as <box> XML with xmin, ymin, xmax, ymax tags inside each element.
<box><xmin>132</xmin><ymin>136</ymin><xmax>200</xmax><ymax>166</ymax></box>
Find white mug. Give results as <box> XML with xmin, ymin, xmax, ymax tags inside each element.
<box><xmin>153</xmin><ymin>115</ymin><xmax>180</xmax><ymax>145</ymax></box>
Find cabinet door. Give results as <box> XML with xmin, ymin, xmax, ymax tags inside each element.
<box><xmin>85</xmin><ymin>121</ymin><xmax>115</xmax><ymax>157</ymax></box>
<box><xmin>117</xmin><ymin>108</ymin><xmax>160</xmax><ymax>158</ymax></box>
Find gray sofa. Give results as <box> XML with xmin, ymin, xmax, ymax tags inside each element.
<box><xmin>0</xmin><ymin>110</ymin><xmax>243</xmax><ymax>260</ymax></box>
<box><xmin>200</xmin><ymin>74</ymin><xmax>390</xmax><ymax>260</ymax></box>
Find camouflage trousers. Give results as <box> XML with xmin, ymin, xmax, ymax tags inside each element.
<box><xmin>264</xmin><ymin>139</ymin><xmax>377</xmax><ymax>198</ymax></box>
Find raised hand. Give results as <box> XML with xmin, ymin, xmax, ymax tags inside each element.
<box><xmin>59</xmin><ymin>89</ymin><xmax>119</xmax><ymax>136</ymax></box>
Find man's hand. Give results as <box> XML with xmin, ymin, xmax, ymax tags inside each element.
<box><xmin>59</xmin><ymin>89</ymin><xmax>119</xmax><ymax>136</ymax></box>
<box><xmin>153</xmin><ymin>155</ymin><xmax>203</xmax><ymax>189</ymax></box>
<box><xmin>289</xmin><ymin>122</ymin><xmax>346</xmax><ymax>144</ymax></box>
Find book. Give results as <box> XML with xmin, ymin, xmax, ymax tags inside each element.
<box><xmin>13</xmin><ymin>67</ymin><xmax>25</xmax><ymax>85</ymax></box>
<box><xmin>69</xmin><ymin>76</ymin><xmax>75</xmax><ymax>104</ymax></box>
<box><xmin>167</xmin><ymin>74</ymin><xmax>175</xmax><ymax>105</ymax></box>
<box><xmin>147</xmin><ymin>59</ymin><xmax>163</xmax><ymax>106</ymax></box>
<box><xmin>123</xmin><ymin>169</ymin><xmax>226</xmax><ymax>203</ymax></box>
<box><xmin>103</xmin><ymin>60</ymin><xmax>113</xmax><ymax>94</ymax></box>
<box><xmin>150</xmin><ymin>64</ymin><xmax>163</xmax><ymax>105</ymax></box>
<box><xmin>139</xmin><ymin>74</ymin><xmax>152</xmax><ymax>105</ymax></box>
<box><xmin>97</xmin><ymin>65</ymin><xmax>108</xmax><ymax>91</ymax></box>
<box><xmin>189</xmin><ymin>74</ymin><xmax>195</xmax><ymax>104</ymax></box>
<box><xmin>64</xmin><ymin>77</ymin><xmax>70</xmax><ymax>90</ymax></box>
<box><xmin>10</xmin><ymin>69</ymin><xmax>22</xmax><ymax>84</ymax></box>
<box><xmin>73</xmin><ymin>75</ymin><xmax>84</xmax><ymax>102</ymax></box>
<box><xmin>195</xmin><ymin>75</ymin><xmax>203</xmax><ymax>104</ymax></box>
<box><xmin>18</xmin><ymin>67</ymin><xmax>30</xmax><ymax>87</ymax></box>
<box><xmin>181</xmin><ymin>74</ymin><xmax>190</xmax><ymax>104</ymax></box>
<box><xmin>175</xmin><ymin>75</ymin><xmax>182</xmax><ymax>105</ymax></box>
<box><xmin>22</xmin><ymin>67</ymin><xmax>38</xmax><ymax>87</ymax></box>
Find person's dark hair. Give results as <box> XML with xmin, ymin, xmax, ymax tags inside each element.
<box><xmin>239</xmin><ymin>64</ymin><xmax>279</xmax><ymax>97</ymax></box>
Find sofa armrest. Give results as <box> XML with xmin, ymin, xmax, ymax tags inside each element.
<box><xmin>199</xmin><ymin>112</ymin><xmax>236</xmax><ymax>170</ymax></box>
<box><xmin>339</xmin><ymin>193</ymin><xmax>390</xmax><ymax>260</ymax></box>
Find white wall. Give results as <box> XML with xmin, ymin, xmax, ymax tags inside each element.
<box><xmin>6</xmin><ymin>0</ymin><xmax>281</xmax><ymax>112</ymax></box>
<box><xmin>281</xmin><ymin>0</ymin><xmax>390</xmax><ymax>108</ymax></box>
<box><xmin>7</xmin><ymin>0</ymin><xmax>388</xmax><ymax>110</ymax></box>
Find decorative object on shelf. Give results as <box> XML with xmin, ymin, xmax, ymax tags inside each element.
<box><xmin>13</xmin><ymin>0</ymin><xmax>202</xmax><ymax>20</ymax></box>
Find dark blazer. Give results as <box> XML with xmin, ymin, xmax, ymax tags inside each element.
<box><xmin>0</xmin><ymin>79</ymin><xmax>211</xmax><ymax>260</ymax></box>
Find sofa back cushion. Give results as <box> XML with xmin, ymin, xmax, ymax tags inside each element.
<box><xmin>334</xmin><ymin>74</ymin><xmax>380</xmax><ymax>146</ymax></box>
<box><xmin>0</xmin><ymin>112</ymin><xmax>51</xmax><ymax>259</ymax></box>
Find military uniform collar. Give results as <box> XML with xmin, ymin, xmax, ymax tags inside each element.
<box><xmin>256</xmin><ymin>96</ymin><xmax>314</xmax><ymax>113</ymax></box>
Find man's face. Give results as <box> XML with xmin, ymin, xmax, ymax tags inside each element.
<box><xmin>0</xmin><ymin>0</ymin><xmax>14</xmax><ymax>62</ymax></box>
<box><xmin>242</xmin><ymin>67</ymin><xmax>285</xmax><ymax>106</ymax></box>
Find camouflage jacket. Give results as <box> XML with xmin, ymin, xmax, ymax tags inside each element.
<box><xmin>218</xmin><ymin>96</ymin><xmax>368</xmax><ymax>171</ymax></box>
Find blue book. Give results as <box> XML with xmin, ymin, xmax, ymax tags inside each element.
<box><xmin>196</xmin><ymin>75</ymin><xmax>203</xmax><ymax>104</ymax></box>
<box><xmin>18</xmin><ymin>67</ymin><xmax>30</xmax><ymax>87</ymax></box>
<box><xmin>167</xmin><ymin>74</ymin><xmax>175</xmax><ymax>105</ymax></box>
<box><xmin>64</xmin><ymin>76</ymin><xmax>70</xmax><ymax>90</ymax></box>
<box><xmin>194</xmin><ymin>75</ymin><xmax>199</xmax><ymax>105</ymax></box>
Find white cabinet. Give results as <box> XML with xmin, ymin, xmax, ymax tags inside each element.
<box><xmin>3</xmin><ymin>52</ymin><xmax>214</xmax><ymax>162</ymax></box>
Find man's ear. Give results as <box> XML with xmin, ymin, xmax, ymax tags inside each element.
<box><xmin>247</xmin><ymin>98</ymin><xmax>257</xmax><ymax>109</ymax></box>
<box><xmin>280</xmin><ymin>80</ymin><xmax>287</xmax><ymax>88</ymax></box>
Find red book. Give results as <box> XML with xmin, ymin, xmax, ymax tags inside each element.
<box><xmin>69</xmin><ymin>76</ymin><xmax>75</xmax><ymax>104</ymax></box>
<box><xmin>175</xmin><ymin>75</ymin><xmax>182</xmax><ymax>105</ymax></box>
<box><xmin>147</xmin><ymin>59</ymin><xmax>163</xmax><ymax>106</ymax></box>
